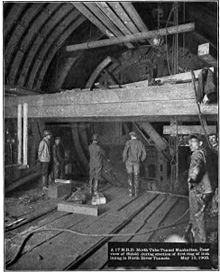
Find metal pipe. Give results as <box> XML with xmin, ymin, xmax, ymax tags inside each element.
<box><xmin>66</xmin><ymin>22</ymin><xmax>195</xmax><ymax>52</ymax></box>
<box><xmin>23</xmin><ymin>103</ymin><xmax>28</xmax><ymax>166</ymax></box>
<box><xmin>17</xmin><ymin>104</ymin><xmax>22</xmax><ymax>165</ymax></box>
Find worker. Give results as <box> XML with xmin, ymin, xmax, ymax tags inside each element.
<box><xmin>122</xmin><ymin>131</ymin><xmax>146</xmax><ymax>197</ymax></box>
<box><xmin>197</xmin><ymin>67</ymin><xmax>217</xmax><ymax>104</ymax></box>
<box><xmin>88</xmin><ymin>134</ymin><xmax>106</xmax><ymax>196</ymax></box>
<box><xmin>187</xmin><ymin>134</ymin><xmax>213</xmax><ymax>243</ymax></box>
<box><xmin>53</xmin><ymin>136</ymin><xmax>65</xmax><ymax>179</ymax></box>
<box><xmin>208</xmin><ymin>133</ymin><xmax>218</xmax><ymax>152</ymax></box>
<box><xmin>38</xmin><ymin>129</ymin><xmax>53</xmax><ymax>192</ymax></box>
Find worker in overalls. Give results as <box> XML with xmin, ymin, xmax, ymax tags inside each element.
<box><xmin>88</xmin><ymin>134</ymin><xmax>106</xmax><ymax>196</ymax></box>
<box><xmin>53</xmin><ymin>136</ymin><xmax>65</xmax><ymax>179</ymax></box>
<box><xmin>38</xmin><ymin>129</ymin><xmax>53</xmax><ymax>192</ymax></box>
<box><xmin>187</xmin><ymin>134</ymin><xmax>213</xmax><ymax>242</ymax></box>
<box><xmin>122</xmin><ymin>131</ymin><xmax>146</xmax><ymax>197</ymax></box>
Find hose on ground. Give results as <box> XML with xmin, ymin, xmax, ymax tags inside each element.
<box><xmin>6</xmin><ymin>208</ymin><xmax>189</xmax><ymax>267</ymax></box>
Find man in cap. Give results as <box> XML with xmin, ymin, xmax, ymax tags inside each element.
<box><xmin>122</xmin><ymin>131</ymin><xmax>146</xmax><ymax>197</ymax></box>
<box><xmin>38</xmin><ymin>129</ymin><xmax>53</xmax><ymax>191</ymax></box>
<box><xmin>53</xmin><ymin>136</ymin><xmax>65</xmax><ymax>179</ymax></box>
<box><xmin>208</xmin><ymin>133</ymin><xmax>218</xmax><ymax>153</ymax></box>
<box><xmin>88</xmin><ymin>134</ymin><xmax>106</xmax><ymax>196</ymax></box>
<box><xmin>187</xmin><ymin>134</ymin><xmax>213</xmax><ymax>242</ymax></box>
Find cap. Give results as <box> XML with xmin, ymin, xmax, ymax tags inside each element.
<box><xmin>55</xmin><ymin>136</ymin><xmax>61</xmax><ymax>140</ymax></box>
<box><xmin>189</xmin><ymin>134</ymin><xmax>203</xmax><ymax>141</ymax></box>
<box><xmin>92</xmin><ymin>133</ymin><xmax>99</xmax><ymax>141</ymax></box>
<box><xmin>129</xmin><ymin>131</ymin><xmax>137</xmax><ymax>137</ymax></box>
<box><xmin>43</xmin><ymin>129</ymin><xmax>52</xmax><ymax>137</ymax></box>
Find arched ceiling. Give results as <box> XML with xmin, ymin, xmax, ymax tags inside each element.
<box><xmin>4</xmin><ymin>2</ymin><xmax>217</xmax><ymax>94</ymax></box>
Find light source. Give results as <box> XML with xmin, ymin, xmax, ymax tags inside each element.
<box><xmin>152</xmin><ymin>35</ymin><xmax>164</xmax><ymax>47</ymax></box>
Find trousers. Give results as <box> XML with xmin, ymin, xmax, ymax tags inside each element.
<box><xmin>89</xmin><ymin>166</ymin><xmax>102</xmax><ymax>195</ymax></box>
<box><xmin>53</xmin><ymin>162</ymin><xmax>65</xmax><ymax>179</ymax></box>
<box><xmin>125</xmin><ymin>161</ymin><xmax>140</xmax><ymax>196</ymax></box>
<box><xmin>189</xmin><ymin>189</ymin><xmax>212</xmax><ymax>242</ymax></box>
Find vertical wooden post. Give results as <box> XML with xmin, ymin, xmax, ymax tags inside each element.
<box><xmin>17</xmin><ymin>104</ymin><xmax>22</xmax><ymax>165</ymax></box>
<box><xmin>23</xmin><ymin>103</ymin><xmax>28</xmax><ymax>166</ymax></box>
<box><xmin>169</xmin><ymin>117</ymin><xmax>178</xmax><ymax>191</ymax></box>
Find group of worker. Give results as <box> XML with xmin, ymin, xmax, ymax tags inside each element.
<box><xmin>38</xmin><ymin>128</ymin><xmax>218</xmax><ymax>244</ymax></box>
<box><xmin>89</xmin><ymin>131</ymin><xmax>218</xmax><ymax>244</ymax></box>
<box><xmin>38</xmin><ymin>129</ymin><xmax>65</xmax><ymax>191</ymax></box>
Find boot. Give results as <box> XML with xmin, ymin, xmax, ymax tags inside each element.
<box><xmin>134</xmin><ymin>174</ymin><xmax>140</xmax><ymax>197</ymax></box>
<box><xmin>128</xmin><ymin>173</ymin><xmax>133</xmax><ymax>197</ymax></box>
<box><xmin>93</xmin><ymin>179</ymin><xmax>99</xmax><ymax>196</ymax></box>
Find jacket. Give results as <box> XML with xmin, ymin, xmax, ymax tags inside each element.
<box><xmin>38</xmin><ymin>139</ymin><xmax>51</xmax><ymax>162</ymax></box>
<box><xmin>197</xmin><ymin>68</ymin><xmax>216</xmax><ymax>103</ymax></box>
<box><xmin>122</xmin><ymin>139</ymin><xmax>146</xmax><ymax>163</ymax></box>
<box><xmin>188</xmin><ymin>148</ymin><xmax>212</xmax><ymax>194</ymax></box>
<box><xmin>89</xmin><ymin>142</ymin><xmax>105</xmax><ymax>168</ymax></box>
<box><xmin>53</xmin><ymin>143</ymin><xmax>65</xmax><ymax>165</ymax></box>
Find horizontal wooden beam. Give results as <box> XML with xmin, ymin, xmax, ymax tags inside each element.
<box><xmin>155</xmin><ymin>67</ymin><xmax>214</xmax><ymax>84</ymax></box>
<box><xmin>44</xmin><ymin>115</ymin><xmax>217</xmax><ymax>123</ymax></box>
<box><xmin>163</xmin><ymin>125</ymin><xmax>216</xmax><ymax>135</ymax></box>
<box><xmin>66</xmin><ymin>22</ymin><xmax>195</xmax><ymax>52</ymax></box>
<box><xmin>4</xmin><ymin>82</ymin><xmax>197</xmax><ymax>106</ymax></box>
<box><xmin>5</xmin><ymin>83</ymin><xmax>217</xmax><ymax>119</ymax></box>
<box><xmin>57</xmin><ymin>202</ymin><xmax>99</xmax><ymax>216</ymax></box>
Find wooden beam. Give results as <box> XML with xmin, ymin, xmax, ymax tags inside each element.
<box><xmin>85</xmin><ymin>56</ymin><xmax>113</xmax><ymax>89</ymax></box>
<box><xmin>5</xmin><ymin>82</ymin><xmax>196</xmax><ymax>106</ymax></box>
<box><xmin>155</xmin><ymin>67</ymin><xmax>214</xmax><ymax>84</ymax></box>
<box><xmin>108</xmin><ymin>2</ymin><xmax>140</xmax><ymax>34</ymax></box>
<box><xmin>66</xmin><ymin>22</ymin><xmax>195</xmax><ymax>52</ymax></box>
<box><xmin>95</xmin><ymin>2</ymin><xmax>134</xmax><ymax>37</ymax></box>
<box><xmin>121</xmin><ymin>2</ymin><xmax>149</xmax><ymax>33</ymax></box>
<box><xmin>84</xmin><ymin>3</ymin><xmax>133</xmax><ymax>49</ymax></box>
<box><xmin>23</xmin><ymin>103</ymin><xmax>28</xmax><ymax>166</ymax></box>
<box><xmin>137</xmin><ymin>122</ymin><xmax>171</xmax><ymax>160</ymax></box>
<box><xmin>5</xmin><ymin>83</ymin><xmax>217</xmax><ymax>119</ymax></box>
<box><xmin>17</xmin><ymin>104</ymin><xmax>22</xmax><ymax>165</ymax></box>
<box><xmin>57</xmin><ymin>202</ymin><xmax>99</xmax><ymax>216</ymax></box>
<box><xmin>45</xmin><ymin>115</ymin><xmax>217</xmax><ymax>123</ymax></box>
<box><xmin>163</xmin><ymin>125</ymin><xmax>216</xmax><ymax>135</ymax></box>
<box><xmin>198</xmin><ymin>43</ymin><xmax>217</xmax><ymax>67</ymax></box>
<box><xmin>133</xmin><ymin>123</ymin><xmax>151</xmax><ymax>145</ymax></box>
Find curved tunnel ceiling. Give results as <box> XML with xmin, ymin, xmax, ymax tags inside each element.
<box><xmin>4</xmin><ymin>2</ymin><xmax>217</xmax><ymax>93</ymax></box>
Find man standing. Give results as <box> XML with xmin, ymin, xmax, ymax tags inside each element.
<box><xmin>38</xmin><ymin>129</ymin><xmax>52</xmax><ymax>191</ymax></box>
<box><xmin>208</xmin><ymin>133</ymin><xmax>218</xmax><ymax>153</ymax></box>
<box><xmin>187</xmin><ymin>134</ymin><xmax>213</xmax><ymax>242</ymax></box>
<box><xmin>89</xmin><ymin>134</ymin><xmax>106</xmax><ymax>196</ymax></box>
<box><xmin>53</xmin><ymin>136</ymin><xmax>65</xmax><ymax>179</ymax></box>
<box><xmin>122</xmin><ymin>131</ymin><xmax>146</xmax><ymax>197</ymax></box>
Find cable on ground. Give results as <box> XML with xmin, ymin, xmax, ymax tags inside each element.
<box><xmin>6</xmin><ymin>207</ymin><xmax>189</xmax><ymax>267</ymax></box>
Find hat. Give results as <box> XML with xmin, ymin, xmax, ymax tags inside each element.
<box><xmin>43</xmin><ymin>129</ymin><xmax>52</xmax><ymax>137</ymax></box>
<box><xmin>129</xmin><ymin>131</ymin><xmax>137</xmax><ymax>137</ymax></box>
<box><xmin>92</xmin><ymin>133</ymin><xmax>99</xmax><ymax>141</ymax></box>
<box><xmin>55</xmin><ymin>136</ymin><xmax>61</xmax><ymax>140</ymax></box>
<box><xmin>189</xmin><ymin>134</ymin><xmax>203</xmax><ymax>141</ymax></box>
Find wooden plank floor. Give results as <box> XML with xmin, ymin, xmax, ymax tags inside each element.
<box><xmin>6</xmin><ymin>186</ymin><xmax>189</xmax><ymax>270</ymax></box>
